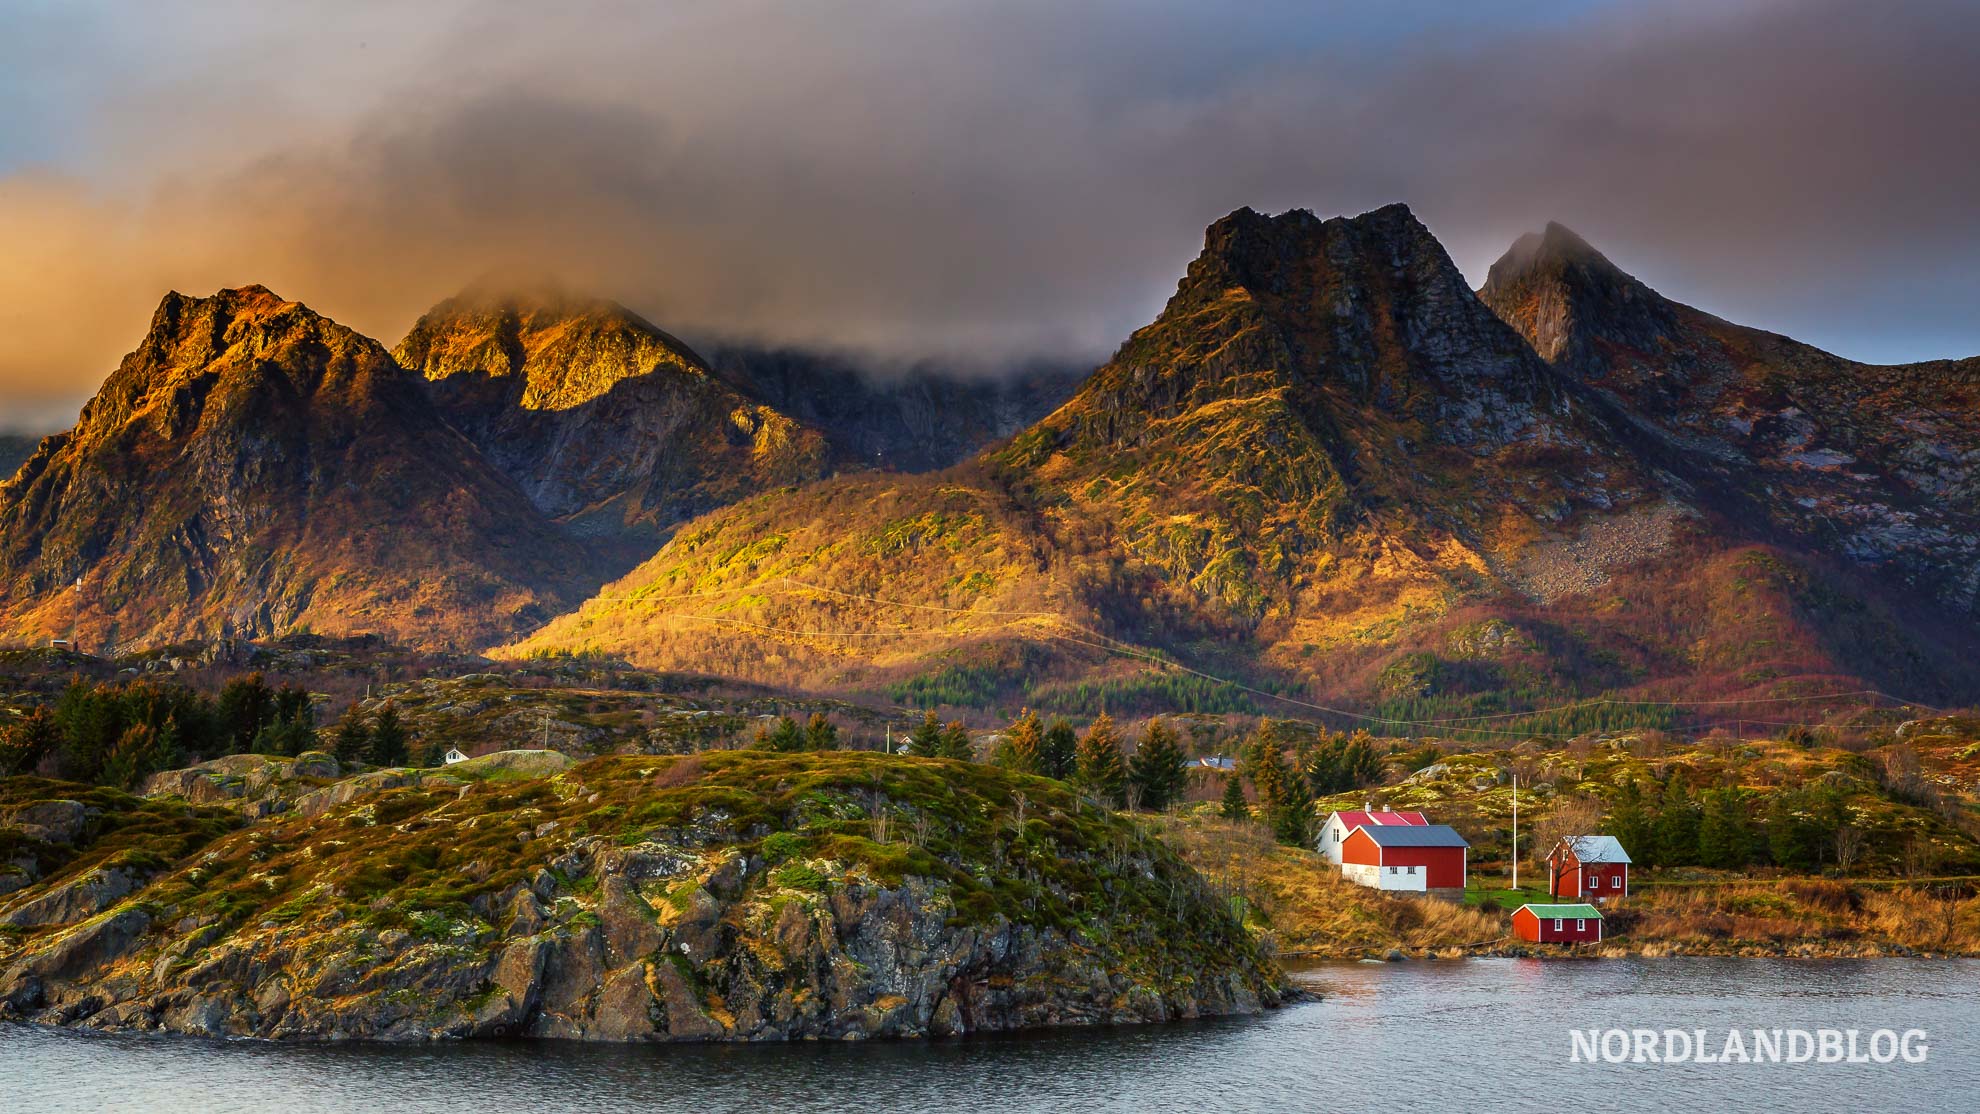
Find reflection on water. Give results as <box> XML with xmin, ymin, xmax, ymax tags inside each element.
<box><xmin>7</xmin><ymin>959</ymin><xmax>1977</xmax><ymax>1113</ymax></box>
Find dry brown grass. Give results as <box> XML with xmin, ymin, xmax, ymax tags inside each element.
<box><xmin>1152</xmin><ymin>811</ymin><xmax>1502</xmax><ymax>957</ymax></box>
<box><xmin>1620</xmin><ymin>880</ymin><xmax>1980</xmax><ymax>955</ymax></box>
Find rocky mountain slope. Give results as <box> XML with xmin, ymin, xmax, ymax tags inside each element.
<box><xmin>394</xmin><ymin>286</ymin><xmax>831</xmax><ymax>564</ymax></box>
<box><xmin>510</xmin><ymin>205</ymin><xmax>1980</xmax><ymax>709</ymax></box>
<box><xmin>705</xmin><ymin>346</ymin><xmax>1086</xmax><ymax>473</ymax></box>
<box><xmin>0</xmin><ymin>752</ymin><xmax>1290</xmax><ymax>1040</ymax></box>
<box><xmin>1480</xmin><ymin>223</ymin><xmax>1980</xmax><ymax>621</ymax></box>
<box><xmin>0</xmin><ymin>287</ymin><xmax>591</xmax><ymax>650</ymax></box>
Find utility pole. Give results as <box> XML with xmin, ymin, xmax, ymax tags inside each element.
<box><xmin>1511</xmin><ymin>773</ymin><xmax>1519</xmax><ymax>892</ymax></box>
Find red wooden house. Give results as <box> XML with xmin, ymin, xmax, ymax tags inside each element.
<box><xmin>1512</xmin><ymin>903</ymin><xmax>1603</xmax><ymax>943</ymax></box>
<box><xmin>1547</xmin><ymin>835</ymin><xmax>1631</xmax><ymax>903</ymax></box>
<box><xmin>1339</xmin><ymin>823</ymin><xmax>1468</xmax><ymax>894</ymax></box>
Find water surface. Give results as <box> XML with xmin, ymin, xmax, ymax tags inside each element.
<box><xmin>7</xmin><ymin>959</ymin><xmax>1975</xmax><ymax>1113</ymax></box>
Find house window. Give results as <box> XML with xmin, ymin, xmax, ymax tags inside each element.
<box><xmin>1407</xmin><ymin>866</ymin><xmax>1417</xmax><ymax>874</ymax></box>
<box><xmin>1591</xmin><ymin>875</ymin><xmax>1601</xmax><ymax>888</ymax></box>
<box><xmin>1577</xmin><ymin>919</ymin><xmax>1586</xmax><ymax>931</ymax></box>
<box><xmin>1334</xmin><ymin>829</ymin><xmax>1341</xmax><ymax>842</ymax></box>
<box><xmin>1553</xmin><ymin>918</ymin><xmax>1563</xmax><ymax>931</ymax></box>
<box><xmin>1387</xmin><ymin>866</ymin><xmax>1398</xmax><ymax>874</ymax></box>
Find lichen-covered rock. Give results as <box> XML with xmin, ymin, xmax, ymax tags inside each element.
<box><xmin>0</xmin><ymin>753</ymin><xmax>1294</xmax><ymax>1041</ymax></box>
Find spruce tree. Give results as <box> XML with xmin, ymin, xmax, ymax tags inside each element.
<box><xmin>1074</xmin><ymin>712</ymin><xmax>1128</xmax><ymax>807</ymax></box>
<box><xmin>0</xmin><ymin>707</ymin><xmax>61</xmax><ymax>777</ymax></box>
<box><xmin>1041</xmin><ymin>718</ymin><xmax>1078</xmax><ymax>780</ymax></box>
<box><xmin>1697</xmin><ymin>786</ymin><xmax>1753</xmax><ymax>869</ymax></box>
<box><xmin>1129</xmin><ymin>718</ymin><xmax>1188</xmax><ymax>811</ymax></box>
<box><xmin>803</xmin><ymin>712</ymin><xmax>839</xmax><ymax>751</ymax></box>
<box><xmin>332</xmin><ymin>710</ymin><xmax>371</xmax><ymax>768</ymax></box>
<box><xmin>755</xmin><ymin>716</ymin><xmax>805</xmax><ymax>752</ymax></box>
<box><xmin>995</xmin><ymin>709</ymin><xmax>1044</xmax><ymax>775</ymax></box>
<box><xmin>1273</xmin><ymin>769</ymin><xmax>1316</xmax><ymax>847</ymax></box>
<box><xmin>369</xmin><ymin>703</ymin><xmax>409</xmax><ymax>767</ymax></box>
<box><xmin>906</xmin><ymin>711</ymin><xmax>945</xmax><ymax>757</ymax></box>
<box><xmin>1220</xmin><ymin>771</ymin><xmax>1250</xmax><ymax>822</ymax></box>
<box><xmin>938</xmin><ymin>720</ymin><xmax>974</xmax><ymax>760</ymax></box>
<box><xmin>216</xmin><ymin>672</ymin><xmax>276</xmax><ymax>753</ymax></box>
<box><xmin>1655</xmin><ymin>779</ymin><xmax>1701</xmax><ymax>867</ymax></box>
<box><xmin>1608</xmin><ymin>778</ymin><xmax>1657</xmax><ymax>868</ymax></box>
<box><xmin>1250</xmin><ymin>724</ymin><xmax>1289</xmax><ymax>819</ymax></box>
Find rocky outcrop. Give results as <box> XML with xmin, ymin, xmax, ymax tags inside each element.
<box><xmin>0</xmin><ymin>286</ymin><xmax>594</xmax><ymax>651</ymax></box>
<box><xmin>0</xmin><ymin>753</ymin><xmax>1292</xmax><ymax>1040</ymax></box>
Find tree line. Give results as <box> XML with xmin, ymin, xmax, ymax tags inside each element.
<box><xmin>1602</xmin><ymin>777</ymin><xmax>1868</xmax><ymax>873</ymax></box>
<box><xmin>0</xmin><ymin>673</ymin><xmax>432</xmax><ymax>789</ymax></box>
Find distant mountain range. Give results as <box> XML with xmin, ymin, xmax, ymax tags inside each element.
<box><xmin>2</xmin><ymin>205</ymin><xmax>1974</xmax><ymax>711</ymax></box>
<box><xmin>507</xmin><ymin>205</ymin><xmax>1980</xmax><ymax>709</ymax></box>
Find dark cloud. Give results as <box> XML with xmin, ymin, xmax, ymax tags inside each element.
<box><xmin>3</xmin><ymin>0</ymin><xmax>1978</xmax><ymax>429</ymax></box>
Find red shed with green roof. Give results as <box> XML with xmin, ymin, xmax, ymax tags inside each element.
<box><xmin>1512</xmin><ymin>903</ymin><xmax>1603</xmax><ymax>943</ymax></box>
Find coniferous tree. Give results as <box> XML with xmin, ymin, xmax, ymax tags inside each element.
<box><xmin>995</xmin><ymin>709</ymin><xmax>1044</xmax><ymax>775</ymax></box>
<box><xmin>1249</xmin><ymin>723</ymin><xmax>1289</xmax><ymax>819</ymax></box>
<box><xmin>1765</xmin><ymin>789</ymin><xmax>1819</xmax><ymax>871</ymax></box>
<box><xmin>99</xmin><ymin>723</ymin><xmax>158</xmax><ymax>791</ymax></box>
<box><xmin>1608</xmin><ymin>778</ymin><xmax>1657</xmax><ymax>867</ymax></box>
<box><xmin>905</xmin><ymin>711</ymin><xmax>946</xmax><ymax>757</ymax></box>
<box><xmin>1041</xmin><ymin>718</ymin><xmax>1078</xmax><ymax>780</ymax></box>
<box><xmin>755</xmin><ymin>716</ymin><xmax>805</xmax><ymax>752</ymax></box>
<box><xmin>1074</xmin><ymin>712</ymin><xmax>1128</xmax><ymax>807</ymax></box>
<box><xmin>369</xmin><ymin>703</ymin><xmax>409</xmax><ymax>767</ymax></box>
<box><xmin>1129</xmin><ymin>718</ymin><xmax>1189</xmax><ymax>811</ymax></box>
<box><xmin>1273</xmin><ymin>769</ymin><xmax>1316</xmax><ymax>847</ymax></box>
<box><xmin>803</xmin><ymin>712</ymin><xmax>839</xmax><ymax>751</ymax></box>
<box><xmin>1655</xmin><ymin>779</ymin><xmax>1701</xmax><ymax>867</ymax></box>
<box><xmin>1220</xmin><ymin>771</ymin><xmax>1250</xmax><ymax>822</ymax></box>
<box><xmin>938</xmin><ymin>720</ymin><xmax>974</xmax><ymax>760</ymax></box>
<box><xmin>332</xmin><ymin>710</ymin><xmax>371</xmax><ymax>767</ymax></box>
<box><xmin>216</xmin><ymin>672</ymin><xmax>276</xmax><ymax>753</ymax></box>
<box><xmin>1698</xmin><ymin>786</ymin><xmax>1754</xmax><ymax>869</ymax></box>
<box><xmin>0</xmin><ymin>707</ymin><xmax>60</xmax><ymax>776</ymax></box>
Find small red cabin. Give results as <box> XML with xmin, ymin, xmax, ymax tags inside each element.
<box><xmin>1548</xmin><ymin>835</ymin><xmax>1631</xmax><ymax>903</ymax></box>
<box><xmin>1513</xmin><ymin>903</ymin><xmax>1603</xmax><ymax>943</ymax></box>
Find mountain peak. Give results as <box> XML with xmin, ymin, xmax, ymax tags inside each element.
<box><xmin>395</xmin><ymin>283</ymin><xmax>707</xmax><ymax>413</ymax></box>
<box><xmin>1478</xmin><ymin>223</ymin><xmax>1671</xmax><ymax>368</ymax></box>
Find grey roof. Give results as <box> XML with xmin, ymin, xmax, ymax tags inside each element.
<box><xmin>1560</xmin><ymin>835</ymin><xmax>1632</xmax><ymax>864</ymax></box>
<box><xmin>1356</xmin><ymin>823</ymin><xmax>1470</xmax><ymax>849</ymax></box>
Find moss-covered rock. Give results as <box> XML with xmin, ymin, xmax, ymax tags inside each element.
<box><xmin>0</xmin><ymin>752</ymin><xmax>1291</xmax><ymax>1040</ymax></box>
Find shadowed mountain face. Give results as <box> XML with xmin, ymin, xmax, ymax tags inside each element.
<box><xmin>394</xmin><ymin>288</ymin><xmax>831</xmax><ymax>563</ymax></box>
<box><xmin>704</xmin><ymin>347</ymin><xmax>1087</xmax><ymax>473</ymax></box>
<box><xmin>511</xmin><ymin>205</ymin><xmax>1980</xmax><ymax>708</ymax></box>
<box><xmin>0</xmin><ymin>287</ymin><xmax>591</xmax><ymax>650</ymax></box>
<box><xmin>0</xmin><ymin>434</ymin><xmax>38</xmax><ymax>480</ymax></box>
<box><xmin>1480</xmin><ymin>223</ymin><xmax>1980</xmax><ymax>620</ymax></box>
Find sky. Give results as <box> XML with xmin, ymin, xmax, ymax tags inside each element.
<box><xmin>2</xmin><ymin>0</ymin><xmax>1978</xmax><ymax>432</ymax></box>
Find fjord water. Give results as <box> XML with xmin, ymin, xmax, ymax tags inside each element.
<box><xmin>7</xmin><ymin>959</ymin><xmax>1976</xmax><ymax>1113</ymax></box>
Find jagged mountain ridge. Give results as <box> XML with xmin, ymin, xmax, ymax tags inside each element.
<box><xmin>0</xmin><ymin>286</ymin><xmax>592</xmax><ymax>650</ymax></box>
<box><xmin>509</xmin><ymin>204</ymin><xmax>1980</xmax><ymax>708</ymax></box>
<box><xmin>1480</xmin><ymin>223</ymin><xmax>1980</xmax><ymax>618</ymax></box>
<box><xmin>394</xmin><ymin>287</ymin><xmax>831</xmax><ymax>562</ymax></box>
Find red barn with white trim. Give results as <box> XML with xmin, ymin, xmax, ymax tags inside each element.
<box><xmin>1513</xmin><ymin>903</ymin><xmax>1603</xmax><ymax>943</ymax></box>
<box><xmin>1339</xmin><ymin>823</ymin><xmax>1468</xmax><ymax>893</ymax></box>
<box><xmin>1548</xmin><ymin>835</ymin><xmax>1631</xmax><ymax>903</ymax></box>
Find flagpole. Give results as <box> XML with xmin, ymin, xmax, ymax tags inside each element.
<box><xmin>1511</xmin><ymin>773</ymin><xmax>1519</xmax><ymax>892</ymax></box>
